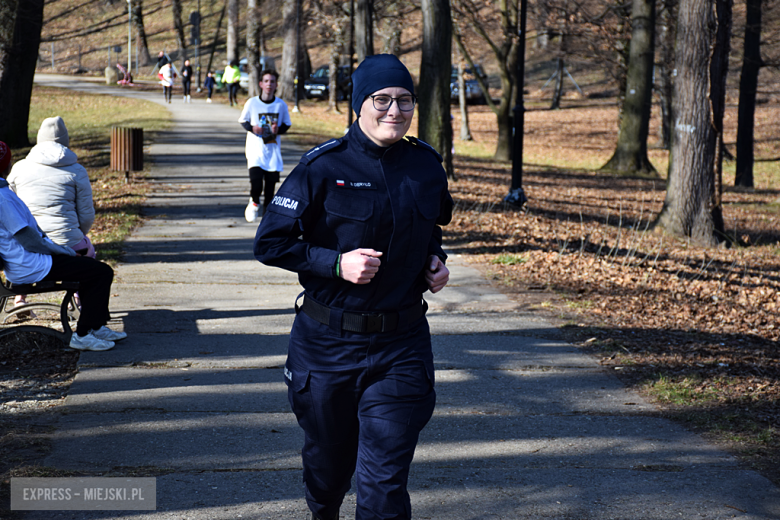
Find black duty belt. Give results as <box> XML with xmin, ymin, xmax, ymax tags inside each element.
<box><xmin>297</xmin><ymin>296</ymin><xmax>427</xmax><ymax>334</ymax></box>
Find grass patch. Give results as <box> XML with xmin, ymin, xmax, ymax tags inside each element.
<box><xmin>454</xmin><ymin>139</ymin><xmax>496</xmax><ymax>160</ymax></box>
<box><xmin>491</xmin><ymin>253</ymin><xmax>528</xmax><ymax>265</ymax></box>
<box><xmin>29</xmin><ymin>87</ymin><xmax>171</xmax><ymax>144</ymax></box>
<box><xmin>722</xmin><ymin>425</ymin><xmax>776</xmax><ymax>445</ymax></box>
<box><xmin>645</xmin><ymin>374</ymin><xmax>721</xmax><ymax>405</ymax></box>
<box><xmin>287</xmin><ymin>101</ymin><xmax>351</xmax><ymax>148</ymax></box>
<box><xmin>565</xmin><ymin>298</ymin><xmax>592</xmax><ymax>310</ymax></box>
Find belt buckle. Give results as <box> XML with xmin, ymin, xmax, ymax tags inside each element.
<box><xmin>363</xmin><ymin>314</ymin><xmax>384</xmax><ymax>333</ymax></box>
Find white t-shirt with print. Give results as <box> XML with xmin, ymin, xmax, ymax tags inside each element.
<box><xmin>238</xmin><ymin>96</ymin><xmax>292</xmax><ymax>171</ymax></box>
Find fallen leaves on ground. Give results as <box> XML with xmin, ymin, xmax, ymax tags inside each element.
<box><xmin>446</xmin><ymin>156</ymin><xmax>780</xmax><ymax>484</ymax></box>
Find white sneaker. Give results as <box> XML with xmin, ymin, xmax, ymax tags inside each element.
<box><xmin>245</xmin><ymin>199</ymin><xmax>261</xmax><ymax>222</ymax></box>
<box><xmin>187</xmin><ymin>95</ymin><xmax>191</xmax><ymax>103</ymax></box>
<box><xmin>92</xmin><ymin>326</ymin><xmax>128</xmax><ymax>342</ymax></box>
<box><xmin>206</xmin><ymin>98</ymin><xmax>212</xmax><ymax>103</ymax></box>
<box><xmin>70</xmin><ymin>332</ymin><xmax>115</xmax><ymax>351</ymax></box>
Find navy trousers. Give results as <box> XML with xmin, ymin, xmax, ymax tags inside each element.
<box><xmin>285</xmin><ymin>311</ymin><xmax>435</xmax><ymax>520</ymax></box>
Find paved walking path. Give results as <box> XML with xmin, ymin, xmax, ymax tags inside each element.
<box><xmin>21</xmin><ymin>75</ymin><xmax>780</xmax><ymax>519</ymax></box>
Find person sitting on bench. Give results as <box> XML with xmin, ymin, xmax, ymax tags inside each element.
<box><xmin>0</xmin><ymin>141</ymin><xmax>126</xmax><ymax>351</ymax></box>
<box><xmin>8</xmin><ymin>116</ymin><xmax>97</xmax><ymax>311</ymax></box>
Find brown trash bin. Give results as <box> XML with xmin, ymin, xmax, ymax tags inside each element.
<box><xmin>110</xmin><ymin>127</ymin><xmax>143</xmax><ymax>181</ymax></box>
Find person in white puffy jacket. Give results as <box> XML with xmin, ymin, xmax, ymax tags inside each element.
<box><xmin>8</xmin><ymin>116</ymin><xmax>95</xmax><ymax>254</ymax></box>
<box><xmin>8</xmin><ymin>116</ymin><xmax>96</xmax><ymax>307</ymax></box>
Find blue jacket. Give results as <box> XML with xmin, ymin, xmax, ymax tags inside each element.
<box><xmin>254</xmin><ymin>122</ymin><xmax>453</xmax><ymax>313</ymax></box>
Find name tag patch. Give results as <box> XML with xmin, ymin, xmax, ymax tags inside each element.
<box><xmin>335</xmin><ymin>180</ymin><xmax>376</xmax><ymax>189</ymax></box>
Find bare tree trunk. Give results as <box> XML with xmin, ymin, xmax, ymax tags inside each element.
<box><xmin>348</xmin><ymin>0</ymin><xmax>355</xmax><ymax>125</ymax></box>
<box><xmin>355</xmin><ymin>0</ymin><xmax>374</xmax><ymax>64</ymax></box>
<box><xmin>278</xmin><ymin>0</ymin><xmax>297</xmax><ymax>100</ymax></box>
<box><xmin>247</xmin><ymin>0</ymin><xmax>261</xmax><ymax>98</ymax></box>
<box><xmin>132</xmin><ymin>0</ymin><xmax>152</xmax><ymax>66</ymax></box>
<box><xmin>383</xmin><ymin>16</ymin><xmax>401</xmax><ymax>56</ymax></box>
<box><xmin>0</xmin><ymin>0</ymin><xmax>17</xmax><ymax>75</ymax></box>
<box><xmin>550</xmin><ymin>56</ymin><xmax>564</xmax><ymax>109</ymax></box>
<box><xmin>735</xmin><ymin>0</ymin><xmax>762</xmax><ymax>188</ymax></box>
<box><xmin>657</xmin><ymin>0</ymin><xmax>676</xmax><ymax>150</ymax></box>
<box><xmin>0</xmin><ymin>0</ymin><xmax>43</xmax><ymax>147</ymax></box>
<box><xmin>614</xmin><ymin>0</ymin><xmax>630</xmax><ymax>118</ymax></box>
<box><xmin>418</xmin><ymin>0</ymin><xmax>452</xmax><ymax>176</ymax></box>
<box><xmin>296</xmin><ymin>13</ymin><xmax>309</xmax><ymax>107</ymax></box>
<box><xmin>206</xmin><ymin>0</ymin><xmax>227</xmax><ymax>75</ymax></box>
<box><xmin>533</xmin><ymin>1</ymin><xmax>551</xmax><ymax>49</ymax></box>
<box><xmin>172</xmin><ymin>0</ymin><xmax>188</xmax><ymax>61</ymax></box>
<box><xmin>327</xmin><ymin>34</ymin><xmax>342</xmax><ymax>112</ymax></box>
<box><xmin>601</xmin><ymin>0</ymin><xmax>657</xmax><ymax>175</ymax></box>
<box><xmin>226</xmin><ymin>0</ymin><xmax>239</xmax><ymax>63</ymax></box>
<box><xmin>452</xmin><ymin>0</ymin><xmax>519</xmax><ymax>162</ymax></box>
<box><xmin>301</xmin><ymin>40</ymin><xmax>311</xmax><ymax>83</ymax></box>
<box><xmin>458</xmin><ymin>61</ymin><xmax>473</xmax><ymax>141</ymax></box>
<box><xmin>653</xmin><ymin>0</ymin><xmax>731</xmax><ymax>247</ymax></box>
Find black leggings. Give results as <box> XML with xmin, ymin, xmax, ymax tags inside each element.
<box><xmin>163</xmin><ymin>85</ymin><xmax>172</xmax><ymax>102</ymax></box>
<box><xmin>42</xmin><ymin>255</ymin><xmax>114</xmax><ymax>336</ymax></box>
<box><xmin>228</xmin><ymin>82</ymin><xmax>240</xmax><ymax>105</ymax></box>
<box><xmin>249</xmin><ymin>167</ymin><xmax>281</xmax><ymax>209</ymax></box>
<box><xmin>183</xmin><ymin>80</ymin><xmax>191</xmax><ymax>97</ymax></box>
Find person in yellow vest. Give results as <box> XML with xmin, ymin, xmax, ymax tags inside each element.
<box><xmin>223</xmin><ymin>60</ymin><xmax>241</xmax><ymax>107</ymax></box>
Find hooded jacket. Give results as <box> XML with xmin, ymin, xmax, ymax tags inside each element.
<box><xmin>7</xmin><ymin>141</ymin><xmax>95</xmax><ymax>248</ymax></box>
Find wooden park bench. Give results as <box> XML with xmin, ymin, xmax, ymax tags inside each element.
<box><xmin>0</xmin><ymin>272</ymin><xmax>80</xmax><ymax>344</ymax></box>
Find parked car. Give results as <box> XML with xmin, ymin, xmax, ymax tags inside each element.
<box><xmin>215</xmin><ymin>56</ymin><xmax>276</xmax><ymax>92</ymax></box>
<box><xmin>450</xmin><ymin>64</ymin><xmax>487</xmax><ymax>104</ymax></box>
<box><xmin>304</xmin><ymin>65</ymin><xmax>352</xmax><ymax>100</ymax></box>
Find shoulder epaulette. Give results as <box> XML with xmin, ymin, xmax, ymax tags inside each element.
<box><xmin>405</xmin><ymin>136</ymin><xmax>443</xmax><ymax>162</ymax></box>
<box><xmin>300</xmin><ymin>138</ymin><xmax>343</xmax><ymax>165</ymax></box>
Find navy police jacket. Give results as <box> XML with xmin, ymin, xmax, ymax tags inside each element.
<box><xmin>254</xmin><ymin>121</ymin><xmax>453</xmax><ymax>313</ymax></box>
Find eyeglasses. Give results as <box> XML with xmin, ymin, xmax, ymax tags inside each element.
<box><xmin>369</xmin><ymin>94</ymin><xmax>417</xmax><ymax>112</ymax></box>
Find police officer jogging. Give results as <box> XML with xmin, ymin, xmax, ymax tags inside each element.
<box><xmin>254</xmin><ymin>54</ymin><xmax>454</xmax><ymax>520</ymax></box>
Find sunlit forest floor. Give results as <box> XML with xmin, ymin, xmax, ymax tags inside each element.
<box><xmin>445</xmin><ymin>97</ymin><xmax>780</xmax><ymax>486</ymax></box>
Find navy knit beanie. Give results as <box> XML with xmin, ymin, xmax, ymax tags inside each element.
<box><xmin>351</xmin><ymin>54</ymin><xmax>415</xmax><ymax>116</ymax></box>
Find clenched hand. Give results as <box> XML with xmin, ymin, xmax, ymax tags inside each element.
<box><xmin>425</xmin><ymin>255</ymin><xmax>449</xmax><ymax>293</ymax></box>
<box><xmin>339</xmin><ymin>249</ymin><xmax>383</xmax><ymax>284</ymax></box>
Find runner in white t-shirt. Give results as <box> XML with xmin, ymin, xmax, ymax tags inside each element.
<box><xmin>160</xmin><ymin>62</ymin><xmax>175</xmax><ymax>104</ymax></box>
<box><xmin>238</xmin><ymin>69</ymin><xmax>292</xmax><ymax>223</ymax></box>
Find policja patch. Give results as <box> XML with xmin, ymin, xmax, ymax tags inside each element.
<box><xmin>271</xmin><ymin>195</ymin><xmax>300</xmax><ymax>211</ymax></box>
<box><xmin>265</xmin><ymin>191</ymin><xmax>307</xmax><ymax>219</ymax></box>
